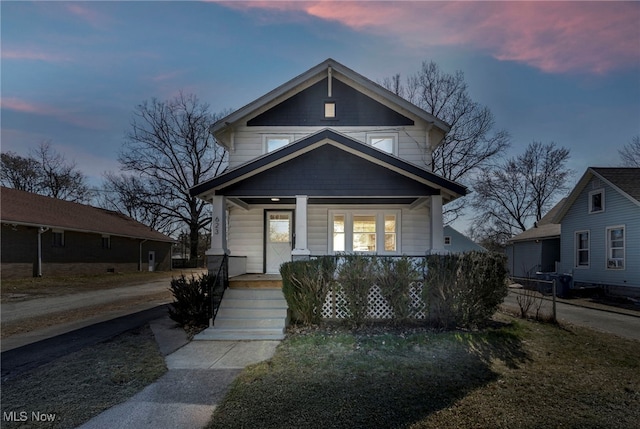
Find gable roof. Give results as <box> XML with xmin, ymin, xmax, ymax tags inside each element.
<box><xmin>210</xmin><ymin>58</ymin><xmax>450</xmax><ymax>149</ymax></box>
<box><xmin>444</xmin><ymin>225</ymin><xmax>486</xmax><ymax>252</ymax></box>
<box><xmin>1</xmin><ymin>187</ymin><xmax>174</xmax><ymax>242</ymax></box>
<box><xmin>191</xmin><ymin>128</ymin><xmax>467</xmax><ymax>202</ymax></box>
<box><xmin>553</xmin><ymin>167</ymin><xmax>640</xmax><ymax>222</ymax></box>
<box><xmin>507</xmin><ymin>198</ymin><xmax>566</xmax><ymax>243</ymax></box>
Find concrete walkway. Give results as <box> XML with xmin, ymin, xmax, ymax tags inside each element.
<box><xmin>77</xmin><ymin>316</ymin><xmax>280</xmax><ymax>429</ymax></box>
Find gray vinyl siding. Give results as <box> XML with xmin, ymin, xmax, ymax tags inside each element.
<box><xmin>507</xmin><ymin>241</ymin><xmax>543</xmax><ymax>278</ymax></box>
<box><xmin>227</xmin><ymin>125</ymin><xmax>435</xmax><ymax>169</ymax></box>
<box><xmin>559</xmin><ymin>176</ymin><xmax>640</xmax><ymax>289</ymax></box>
<box><xmin>227</xmin><ymin>207</ymin><xmax>264</xmax><ymax>273</ymax></box>
<box><xmin>227</xmin><ymin>205</ymin><xmax>431</xmax><ymax>273</ymax></box>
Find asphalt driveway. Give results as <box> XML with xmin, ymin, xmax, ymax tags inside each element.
<box><xmin>501</xmin><ymin>289</ymin><xmax>640</xmax><ymax>341</ymax></box>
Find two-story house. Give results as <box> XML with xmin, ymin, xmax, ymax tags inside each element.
<box><xmin>191</xmin><ymin>59</ymin><xmax>467</xmax><ymax>277</ymax></box>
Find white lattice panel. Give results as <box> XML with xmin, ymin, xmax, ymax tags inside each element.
<box><xmin>322</xmin><ymin>281</ymin><xmax>427</xmax><ymax>320</ymax></box>
<box><xmin>322</xmin><ymin>287</ymin><xmax>350</xmax><ymax>319</ymax></box>
<box><xmin>367</xmin><ymin>285</ymin><xmax>393</xmax><ymax>319</ymax></box>
<box><xmin>409</xmin><ymin>281</ymin><xmax>427</xmax><ymax>319</ymax></box>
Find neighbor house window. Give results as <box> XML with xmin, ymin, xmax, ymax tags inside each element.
<box><xmin>606</xmin><ymin>226</ymin><xmax>625</xmax><ymax>269</ymax></box>
<box><xmin>575</xmin><ymin>230</ymin><xmax>589</xmax><ymax>267</ymax></box>
<box><xmin>444</xmin><ymin>236</ymin><xmax>452</xmax><ymax>246</ymax></box>
<box><xmin>102</xmin><ymin>235</ymin><xmax>111</xmax><ymax>249</ymax></box>
<box><xmin>329</xmin><ymin>211</ymin><xmax>399</xmax><ymax>254</ymax></box>
<box><xmin>264</xmin><ymin>135</ymin><xmax>292</xmax><ymax>153</ymax></box>
<box><xmin>52</xmin><ymin>230</ymin><xmax>64</xmax><ymax>247</ymax></box>
<box><xmin>589</xmin><ymin>189</ymin><xmax>604</xmax><ymax>213</ymax></box>
<box><xmin>367</xmin><ymin>133</ymin><xmax>397</xmax><ymax>155</ymax></box>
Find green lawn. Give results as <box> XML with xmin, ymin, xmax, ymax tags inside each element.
<box><xmin>209</xmin><ymin>314</ymin><xmax>640</xmax><ymax>429</ymax></box>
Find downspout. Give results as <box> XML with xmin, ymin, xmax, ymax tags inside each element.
<box><xmin>139</xmin><ymin>239</ymin><xmax>148</xmax><ymax>272</ymax></box>
<box><xmin>37</xmin><ymin>227</ymin><xmax>49</xmax><ymax>277</ymax></box>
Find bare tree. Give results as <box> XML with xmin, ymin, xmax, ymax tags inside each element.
<box><xmin>33</xmin><ymin>141</ymin><xmax>92</xmax><ymax>202</ymax></box>
<box><xmin>619</xmin><ymin>135</ymin><xmax>640</xmax><ymax>167</ymax></box>
<box><xmin>471</xmin><ymin>141</ymin><xmax>572</xmax><ymax>240</ymax></box>
<box><xmin>383</xmin><ymin>61</ymin><xmax>510</xmax><ymax>222</ymax></box>
<box><xmin>99</xmin><ymin>172</ymin><xmax>167</xmax><ymax>232</ymax></box>
<box><xmin>1</xmin><ymin>141</ymin><xmax>91</xmax><ymax>203</ymax></box>
<box><xmin>114</xmin><ymin>92</ymin><xmax>228</xmax><ymax>265</ymax></box>
<box><xmin>1</xmin><ymin>152</ymin><xmax>41</xmax><ymax>192</ymax></box>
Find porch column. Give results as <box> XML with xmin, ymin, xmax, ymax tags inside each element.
<box><xmin>430</xmin><ymin>194</ymin><xmax>447</xmax><ymax>254</ymax></box>
<box><xmin>292</xmin><ymin>195</ymin><xmax>311</xmax><ymax>260</ymax></box>
<box><xmin>206</xmin><ymin>196</ymin><xmax>228</xmax><ymax>270</ymax></box>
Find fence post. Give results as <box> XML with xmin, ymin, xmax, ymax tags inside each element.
<box><xmin>552</xmin><ymin>278</ymin><xmax>557</xmax><ymax>323</ymax></box>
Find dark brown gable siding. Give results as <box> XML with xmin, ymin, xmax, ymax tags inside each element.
<box><xmin>219</xmin><ymin>144</ymin><xmax>437</xmax><ymax>197</ymax></box>
<box><xmin>247</xmin><ymin>78</ymin><xmax>414</xmax><ymax>127</ymax></box>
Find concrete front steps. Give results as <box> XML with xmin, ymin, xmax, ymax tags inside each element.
<box><xmin>194</xmin><ymin>288</ymin><xmax>288</xmax><ymax>341</ymax></box>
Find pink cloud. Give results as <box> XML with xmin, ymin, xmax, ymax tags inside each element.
<box><xmin>65</xmin><ymin>3</ymin><xmax>110</xmax><ymax>28</ymax></box>
<box><xmin>217</xmin><ymin>1</ymin><xmax>640</xmax><ymax>75</ymax></box>
<box><xmin>2</xmin><ymin>48</ymin><xmax>72</xmax><ymax>63</ymax></box>
<box><xmin>1</xmin><ymin>97</ymin><xmax>108</xmax><ymax>130</ymax></box>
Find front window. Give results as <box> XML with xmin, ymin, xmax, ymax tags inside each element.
<box><xmin>575</xmin><ymin>230</ymin><xmax>589</xmax><ymax>267</ymax></box>
<box><xmin>589</xmin><ymin>189</ymin><xmax>604</xmax><ymax>213</ymax></box>
<box><xmin>330</xmin><ymin>211</ymin><xmax>399</xmax><ymax>254</ymax></box>
<box><xmin>333</xmin><ymin>214</ymin><xmax>345</xmax><ymax>252</ymax></box>
<box><xmin>101</xmin><ymin>235</ymin><xmax>111</xmax><ymax>249</ymax></box>
<box><xmin>264</xmin><ymin>135</ymin><xmax>291</xmax><ymax>153</ymax></box>
<box><xmin>606</xmin><ymin>226</ymin><xmax>625</xmax><ymax>269</ymax></box>
<box><xmin>353</xmin><ymin>215</ymin><xmax>377</xmax><ymax>252</ymax></box>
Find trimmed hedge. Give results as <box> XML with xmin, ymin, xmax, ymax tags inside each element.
<box><xmin>280</xmin><ymin>252</ymin><xmax>508</xmax><ymax>329</ymax></box>
<box><xmin>280</xmin><ymin>257</ymin><xmax>335</xmax><ymax>325</ymax></box>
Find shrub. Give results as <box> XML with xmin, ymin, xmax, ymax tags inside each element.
<box><xmin>424</xmin><ymin>252</ymin><xmax>508</xmax><ymax>329</ymax></box>
<box><xmin>168</xmin><ymin>273</ymin><xmax>212</xmax><ymax>328</ymax></box>
<box><xmin>376</xmin><ymin>256</ymin><xmax>422</xmax><ymax>323</ymax></box>
<box><xmin>280</xmin><ymin>257</ymin><xmax>336</xmax><ymax>325</ymax></box>
<box><xmin>337</xmin><ymin>254</ymin><xmax>377</xmax><ymax>326</ymax></box>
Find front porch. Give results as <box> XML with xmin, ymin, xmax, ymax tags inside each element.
<box><xmin>229</xmin><ymin>273</ymin><xmax>283</xmax><ymax>289</ymax></box>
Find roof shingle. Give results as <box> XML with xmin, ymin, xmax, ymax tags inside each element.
<box><xmin>1</xmin><ymin>187</ymin><xmax>174</xmax><ymax>242</ymax></box>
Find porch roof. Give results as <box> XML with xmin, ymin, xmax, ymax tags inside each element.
<box><xmin>191</xmin><ymin>129</ymin><xmax>467</xmax><ymax>205</ymax></box>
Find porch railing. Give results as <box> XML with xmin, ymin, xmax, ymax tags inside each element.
<box><xmin>209</xmin><ymin>254</ymin><xmax>229</xmax><ymax>327</ymax></box>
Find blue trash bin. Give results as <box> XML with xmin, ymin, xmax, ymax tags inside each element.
<box><xmin>557</xmin><ymin>274</ymin><xmax>573</xmax><ymax>298</ymax></box>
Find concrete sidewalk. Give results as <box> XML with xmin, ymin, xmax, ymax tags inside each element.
<box><xmin>77</xmin><ymin>316</ymin><xmax>280</xmax><ymax>429</ymax></box>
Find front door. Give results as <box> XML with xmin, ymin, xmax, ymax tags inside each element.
<box><xmin>265</xmin><ymin>211</ymin><xmax>292</xmax><ymax>274</ymax></box>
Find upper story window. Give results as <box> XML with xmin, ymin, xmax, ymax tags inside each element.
<box><xmin>324</xmin><ymin>102</ymin><xmax>336</xmax><ymax>118</ymax></box>
<box><xmin>102</xmin><ymin>235</ymin><xmax>111</xmax><ymax>249</ymax></box>
<box><xmin>589</xmin><ymin>189</ymin><xmax>604</xmax><ymax>213</ymax></box>
<box><xmin>606</xmin><ymin>225</ymin><xmax>625</xmax><ymax>270</ymax></box>
<box><xmin>367</xmin><ymin>133</ymin><xmax>397</xmax><ymax>155</ymax></box>
<box><xmin>264</xmin><ymin>135</ymin><xmax>292</xmax><ymax>153</ymax></box>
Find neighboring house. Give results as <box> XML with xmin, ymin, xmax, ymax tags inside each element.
<box><xmin>190</xmin><ymin>59</ymin><xmax>468</xmax><ymax>275</ymax></box>
<box><xmin>1</xmin><ymin>187</ymin><xmax>175</xmax><ymax>278</ymax></box>
<box><xmin>443</xmin><ymin>225</ymin><xmax>486</xmax><ymax>253</ymax></box>
<box><xmin>554</xmin><ymin>168</ymin><xmax>640</xmax><ymax>298</ymax></box>
<box><xmin>505</xmin><ymin>198</ymin><xmax>566</xmax><ymax>278</ymax></box>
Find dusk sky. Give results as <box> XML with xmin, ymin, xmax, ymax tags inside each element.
<box><xmin>2</xmin><ymin>1</ymin><xmax>639</xmax><ymax>230</ymax></box>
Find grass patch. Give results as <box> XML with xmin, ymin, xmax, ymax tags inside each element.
<box><xmin>1</xmin><ymin>325</ymin><xmax>167</xmax><ymax>429</ymax></box>
<box><xmin>1</xmin><ymin>269</ymin><xmax>205</xmax><ymax>303</ymax></box>
<box><xmin>209</xmin><ymin>314</ymin><xmax>640</xmax><ymax>429</ymax></box>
